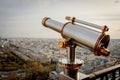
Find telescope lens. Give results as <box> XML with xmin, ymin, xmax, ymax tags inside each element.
<box><xmin>96</xmin><ymin>35</ymin><xmax>110</xmax><ymax>56</ymax></box>
<box><xmin>101</xmin><ymin>35</ymin><xmax>110</xmax><ymax>48</ymax></box>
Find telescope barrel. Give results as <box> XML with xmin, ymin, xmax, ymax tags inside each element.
<box><xmin>42</xmin><ymin>17</ymin><xmax>110</xmax><ymax>56</ymax></box>
<box><xmin>65</xmin><ymin>16</ymin><xmax>109</xmax><ymax>31</ymax></box>
<box><xmin>75</xmin><ymin>19</ymin><xmax>103</xmax><ymax>30</ymax></box>
<box><xmin>42</xmin><ymin>17</ymin><xmax>63</xmax><ymax>33</ymax></box>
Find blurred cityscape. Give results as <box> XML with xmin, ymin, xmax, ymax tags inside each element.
<box><xmin>0</xmin><ymin>37</ymin><xmax>120</xmax><ymax>79</ymax></box>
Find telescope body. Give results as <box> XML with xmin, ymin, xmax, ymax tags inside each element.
<box><xmin>42</xmin><ymin>17</ymin><xmax>110</xmax><ymax>56</ymax></box>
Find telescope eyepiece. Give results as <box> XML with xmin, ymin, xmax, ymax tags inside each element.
<box><xmin>42</xmin><ymin>17</ymin><xmax>50</xmax><ymax>27</ymax></box>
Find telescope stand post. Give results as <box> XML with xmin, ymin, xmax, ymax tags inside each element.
<box><xmin>58</xmin><ymin>39</ymin><xmax>84</xmax><ymax>80</ymax></box>
<box><xmin>59</xmin><ymin>43</ymin><xmax>84</xmax><ymax>80</ymax></box>
<box><xmin>69</xmin><ymin>44</ymin><xmax>76</xmax><ymax>63</ymax></box>
<box><xmin>66</xmin><ymin>44</ymin><xmax>77</xmax><ymax>79</ymax></box>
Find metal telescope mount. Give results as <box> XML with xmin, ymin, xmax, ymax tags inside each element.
<box><xmin>42</xmin><ymin>16</ymin><xmax>110</xmax><ymax>80</ymax></box>
<box><xmin>58</xmin><ymin>38</ymin><xmax>84</xmax><ymax>80</ymax></box>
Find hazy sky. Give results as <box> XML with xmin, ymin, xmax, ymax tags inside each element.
<box><xmin>0</xmin><ymin>0</ymin><xmax>120</xmax><ymax>38</ymax></box>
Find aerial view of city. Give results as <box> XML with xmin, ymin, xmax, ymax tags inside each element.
<box><xmin>0</xmin><ymin>38</ymin><xmax>120</xmax><ymax>80</ymax></box>
<box><xmin>0</xmin><ymin>0</ymin><xmax>120</xmax><ymax>80</ymax></box>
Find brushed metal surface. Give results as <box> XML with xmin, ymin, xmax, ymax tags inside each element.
<box><xmin>42</xmin><ymin>17</ymin><xmax>110</xmax><ymax>54</ymax></box>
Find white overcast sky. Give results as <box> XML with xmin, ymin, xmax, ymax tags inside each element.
<box><xmin>0</xmin><ymin>0</ymin><xmax>120</xmax><ymax>38</ymax></box>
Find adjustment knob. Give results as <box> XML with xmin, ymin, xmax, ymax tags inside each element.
<box><xmin>58</xmin><ymin>39</ymin><xmax>68</xmax><ymax>48</ymax></box>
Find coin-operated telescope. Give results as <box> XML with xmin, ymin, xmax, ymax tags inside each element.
<box><xmin>42</xmin><ymin>16</ymin><xmax>110</xmax><ymax>80</ymax></box>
